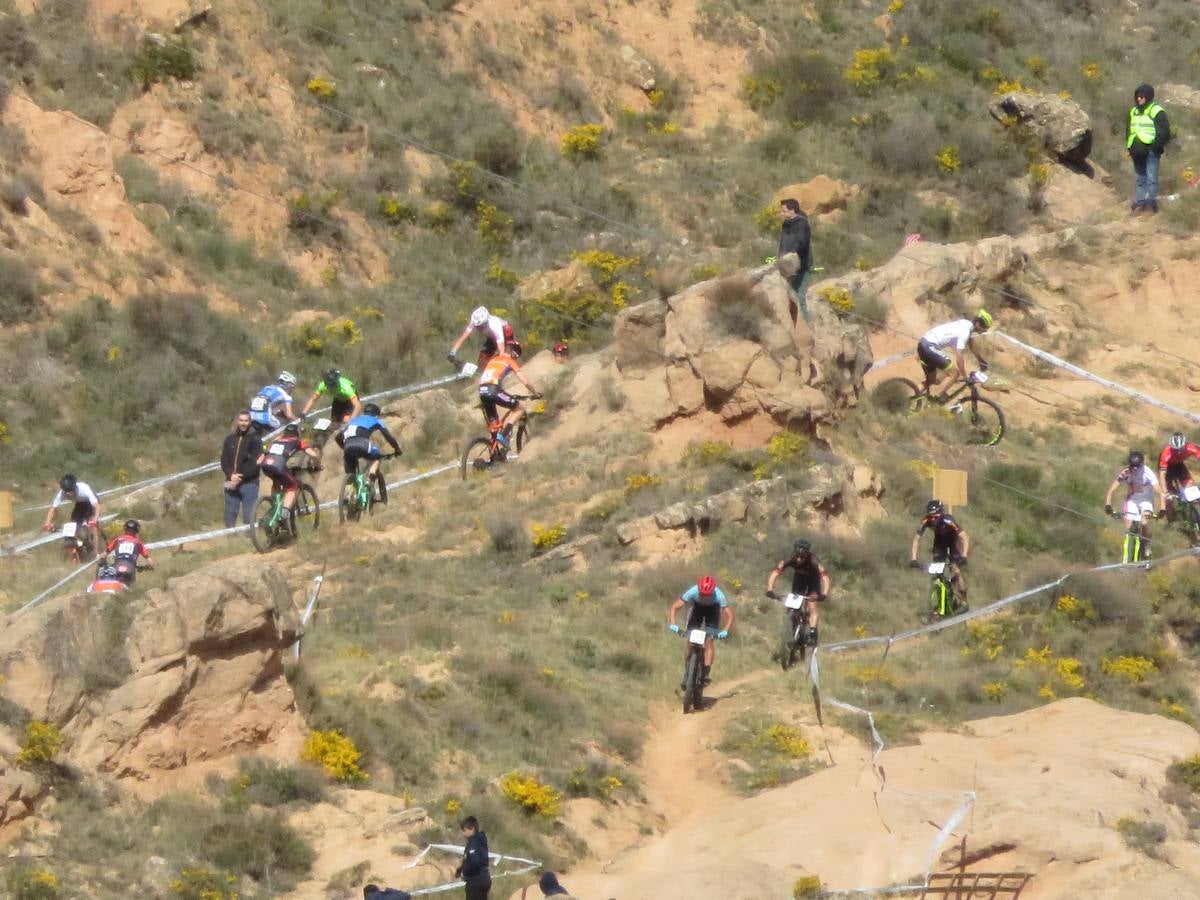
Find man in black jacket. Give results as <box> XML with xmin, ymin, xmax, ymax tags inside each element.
<box><xmin>221</xmin><ymin>410</ymin><xmax>262</xmax><ymax>527</ymax></box>
<box><xmin>1127</xmin><ymin>83</ymin><xmax>1170</xmax><ymax>214</ymax></box>
<box><xmin>455</xmin><ymin>816</ymin><xmax>491</xmax><ymax>900</ymax></box>
<box><xmin>777</xmin><ymin>198</ymin><xmax>812</xmax><ymax>293</ymax></box>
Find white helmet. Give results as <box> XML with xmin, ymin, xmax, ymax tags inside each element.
<box><xmin>470</xmin><ymin>306</ymin><xmax>489</xmax><ymax>327</ymax></box>
<box><xmin>277</xmin><ymin>370</ymin><xmax>297</xmax><ymax>387</ymax></box>
<box><xmin>1170</xmin><ymin>432</ymin><xmax>1187</xmax><ymax>450</ymax></box>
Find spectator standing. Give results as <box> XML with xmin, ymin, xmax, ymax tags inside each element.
<box><xmin>1127</xmin><ymin>84</ymin><xmax>1170</xmax><ymax>214</ymax></box>
<box><xmin>777</xmin><ymin>198</ymin><xmax>812</xmax><ymax>293</ymax></box>
<box><xmin>455</xmin><ymin>816</ymin><xmax>491</xmax><ymax>900</ymax></box>
<box><xmin>221</xmin><ymin>411</ymin><xmax>261</xmax><ymax>527</ymax></box>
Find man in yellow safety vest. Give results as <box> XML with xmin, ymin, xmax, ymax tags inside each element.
<box><xmin>1127</xmin><ymin>84</ymin><xmax>1170</xmax><ymax>215</ymax></box>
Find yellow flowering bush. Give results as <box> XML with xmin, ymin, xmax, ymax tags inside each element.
<box><xmin>752</xmin><ymin>204</ymin><xmax>780</xmax><ymax>234</ymax></box>
<box><xmin>1101</xmin><ymin>655</ymin><xmax>1158</xmax><ymax>684</ymax></box>
<box><xmin>685</xmin><ymin>439</ymin><xmax>734</xmax><ymax>465</ymax></box>
<box><xmin>818</xmin><ymin>285</ymin><xmax>855</xmax><ymax>318</ymax></box>
<box><xmin>1081</xmin><ymin>62</ymin><xmax>1103</xmax><ymax>80</ymax></box>
<box><xmin>768</xmin><ymin>431</ymin><xmax>808</xmax><ymax>465</ymax></box>
<box><xmin>171</xmin><ymin>868</ymin><xmax>238</xmax><ymax>900</ymax></box>
<box><xmin>485</xmin><ymin>256</ymin><xmax>519</xmax><ymax>290</ymax></box>
<box><xmin>742</xmin><ymin>76</ymin><xmax>782</xmax><ymax>110</ymax></box>
<box><xmin>377</xmin><ymin>195</ymin><xmax>417</xmax><ymax>225</ymax></box>
<box><xmin>982</xmin><ymin>681</ymin><xmax>1008</xmax><ymax>701</ymax></box>
<box><xmin>18</xmin><ymin>720</ymin><xmax>63</xmax><ymax>765</ymax></box>
<box><xmin>497</xmin><ymin>609</ymin><xmax>516</xmax><ymax>625</ymax></box>
<box><xmin>844</xmin><ymin>47</ymin><xmax>895</xmax><ymax>94</ymax></box>
<box><xmin>846</xmin><ymin>665</ymin><xmax>896</xmax><ymax>688</ymax></box>
<box><xmin>306</xmin><ymin>77</ymin><xmax>337</xmax><ymax>98</ymax></box>
<box><xmin>887</xmin><ymin>0</ymin><xmax>904</xmax><ymax>11</ymax></box>
<box><xmin>445</xmin><ymin>797</ymin><xmax>461</xmax><ymax>815</ymax></box>
<box><xmin>625</xmin><ymin>472</ymin><xmax>663</xmax><ymax>493</ymax></box>
<box><xmin>1054</xmin><ymin>594</ymin><xmax>1096</xmax><ymax>623</ymax></box>
<box><xmin>531</xmin><ymin>522</ymin><xmax>567</xmax><ymax>551</ymax></box>
<box><xmin>421</xmin><ymin>204</ymin><xmax>454</xmax><ymax>232</ymax></box>
<box><xmin>757</xmin><ymin>723</ymin><xmax>812</xmax><ymax>759</ymax></box>
<box><xmin>560</xmin><ymin>124</ymin><xmax>605</xmax><ymax>161</ymax></box>
<box><xmin>301</xmin><ymin>730</ymin><xmax>368</xmax><ymax>783</ymax></box>
<box><xmin>935</xmin><ymin>145</ymin><xmax>961</xmax><ymax>174</ymax></box>
<box><xmin>500</xmin><ymin>772</ymin><xmax>561</xmax><ymax>818</ymax></box>
<box><xmin>1026</xmin><ymin>56</ymin><xmax>1046</xmax><ymax>78</ymax></box>
<box><xmin>0</xmin><ymin>420</ymin><xmax>9</xmax><ymax>446</ymax></box>
<box><xmin>793</xmin><ymin>875</ymin><xmax>823</xmax><ymax>899</ymax></box>
<box><xmin>476</xmin><ymin>200</ymin><xmax>513</xmax><ymax>248</ymax></box>
<box><xmin>324</xmin><ymin>317</ymin><xmax>362</xmax><ymax>347</ymax></box>
<box><xmin>571</xmin><ymin>249</ymin><xmax>640</xmax><ymax>287</ymax></box>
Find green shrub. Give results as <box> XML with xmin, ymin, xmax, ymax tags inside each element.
<box><xmin>230</xmin><ymin>758</ymin><xmax>325</xmax><ymax>807</ymax></box>
<box><xmin>560</xmin><ymin>124</ymin><xmax>604</xmax><ymax>161</ymax></box>
<box><xmin>1115</xmin><ymin>815</ymin><xmax>1167</xmax><ymax>858</ymax></box>
<box><xmin>129</xmin><ymin>37</ymin><xmax>198</xmax><ymax>88</ymax></box>
<box><xmin>5</xmin><ymin>860</ymin><xmax>59</xmax><ymax>899</ymax></box>
<box><xmin>0</xmin><ymin>253</ymin><xmax>42</xmax><ymax>325</ymax></box>
<box><xmin>1168</xmin><ymin>755</ymin><xmax>1200</xmax><ymax>795</ymax></box>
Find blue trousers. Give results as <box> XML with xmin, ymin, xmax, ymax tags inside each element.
<box><xmin>1132</xmin><ymin>152</ymin><xmax>1160</xmax><ymax>207</ymax></box>
<box><xmin>223</xmin><ymin>481</ymin><xmax>259</xmax><ymax>527</ymax></box>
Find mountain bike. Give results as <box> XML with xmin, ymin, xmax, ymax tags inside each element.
<box><xmin>1169</xmin><ymin>483</ymin><xmax>1200</xmax><ymax>545</ymax></box>
<box><xmin>1110</xmin><ymin>509</ymin><xmax>1155</xmax><ymax>564</ymax></box>
<box><xmin>460</xmin><ymin>404</ymin><xmax>534</xmax><ymax>481</ymax></box>
<box><xmin>251</xmin><ymin>468</ymin><xmax>321</xmax><ymax>553</ymax></box>
<box><xmin>60</xmin><ymin>520</ymin><xmax>96</xmax><ymax>564</ymax></box>
<box><xmin>675</xmin><ymin>625</ymin><xmax>723</xmax><ymax>715</ymax></box>
<box><xmin>339</xmin><ymin>452</ymin><xmax>399</xmax><ymax>523</ymax></box>
<box><xmin>923</xmin><ymin>558</ymin><xmax>968</xmax><ymax>620</ymax></box>
<box><xmin>874</xmin><ymin>371</ymin><xmax>1005</xmax><ymax>446</ymax></box>
<box><xmin>768</xmin><ymin>591</ymin><xmax>814</xmax><ymax>671</ymax></box>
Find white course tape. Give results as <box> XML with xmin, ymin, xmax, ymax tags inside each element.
<box><xmin>16</xmin><ymin>370</ymin><xmax>470</xmax><ymax>515</ymax></box>
<box><xmin>996</xmin><ymin>331</ymin><xmax>1200</xmax><ymax>425</ymax></box>
<box><xmin>0</xmin><ymin>514</ymin><xmax>120</xmax><ymax>557</ymax></box>
<box><xmin>866</xmin><ymin>349</ymin><xmax>915</xmax><ymax>373</ymax></box>
<box><xmin>394</xmin><ymin>843</ymin><xmax>540</xmax><ymax>896</ymax></box>
<box><xmin>293</xmin><ymin>569</ymin><xmax>326</xmax><ymax>660</ymax></box>
<box><xmin>15</xmin><ymin>560</ymin><xmax>94</xmax><ymax>615</ymax></box>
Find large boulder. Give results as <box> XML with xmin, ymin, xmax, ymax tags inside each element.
<box><xmin>988</xmin><ymin>91</ymin><xmax>1093</xmax><ymax>164</ymax></box>
<box><xmin>772</xmin><ymin>175</ymin><xmax>860</xmax><ymax>215</ymax></box>
<box><xmin>1157</xmin><ymin>83</ymin><xmax>1200</xmax><ymax>112</ymax></box>
<box><xmin>0</xmin><ymin>558</ymin><xmax>305</xmax><ymax>788</ymax></box>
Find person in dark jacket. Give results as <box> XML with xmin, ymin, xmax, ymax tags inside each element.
<box><xmin>221</xmin><ymin>410</ymin><xmax>262</xmax><ymax>527</ymax></box>
<box><xmin>455</xmin><ymin>816</ymin><xmax>491</xmax><ymax>900</ymax></box>
<box><xmin>777</xmin><ymin>198</ymin><xmax>812</xmax><ymax>292</ymax></box>
<box><xmin>363</xmin><ymin>885</ymin><xmax>411</xmax><ymax>900</ymax></box>
<box><xmin>538</xmin><ymin>871</ymin><xmax>575</xmax><ymax>897</ymax></box>
<box><xmin>1127</xmin><ymin>83</ymin><xmax>1170</xmax><ymax>214</ymax></box>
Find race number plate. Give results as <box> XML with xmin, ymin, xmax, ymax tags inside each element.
<box><xmin>460</xmin><ymin>363</ymin><xmax>478</xmax><ymax>378</ymax></box>
<box><xmin>928</xmin><ymin>562</ymin><xmax>946</xmax><ymax>575</ymax></box>
<box><xmin>784</xmin><ymin>594</ymin><xmax>805</xmax><ymax>610</ymax></box>
<box><xmin>250</xmin><ymin>395</ymin><xmax>269</xmax><ymax>411</ymax></box>
<box><xmin>269</xmin><ymin>443</ymin><xmax>286</xmax><ymax>455</ymax></box>
<box><xmin>117</xmin><ymin>541</ymin><xmax>137</xmax><ymax>556</ymax></box>
<box><xmin>62</xmin><ymin>522</ymin><xmax>77</xmax><ymax>538</ymax></box>
<box><xmin>313</xmin><ymin>418</ymin><xmax>332</xmax><ymax>432</ymax></box>
<box><xmin>1184</xmin><ymin>485</ymin><xmax>1200</xmax><ymax>502</ymax></box>
<box><xmin>688</xmin><ymin>628</ymin><xmax>708</xmax><ymax>645</ymax></box>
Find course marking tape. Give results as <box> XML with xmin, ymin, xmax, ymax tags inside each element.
<box><xmin>395</xmin><ymin>843</ymin><xmax>541</xmax><ymax>896</ymax></box>
<box><xmin>0</xmin><ymin>514</ymin><xmax>120</xmax><ymax>557</ymax></box>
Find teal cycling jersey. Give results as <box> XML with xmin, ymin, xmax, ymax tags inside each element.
<box><xmin>681</xmin><ymin>585</ymin><xmax>728</xmax><ymax>607</ymax></box>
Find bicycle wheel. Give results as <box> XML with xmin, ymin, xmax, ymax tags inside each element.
<box><xmin>515</xmin><ymin>420</ymin><xmax>530</xmax><ymax>454</ymax></box>
<box><xmin>293</xmin><ymin>484</ymin><xmax>320</xmax><ymax>536</ymax></box>
<box><xmin>338</xmin><ymin>479</ymin><xmax>356</xmax><ymax>523</ymax></box>
<box><xmin>960</xmin><ymin>396</ymin><xmax>1005</xmax><ymax>446</ymax></box>
<box><xmin>873</xmin><ymin>377</ymin><xmax>924</xmax><ymax>414</ymax></box>
<box><xmin>682</xmin><ymin>652</ymin><xmax>702</xmax><ymax>715</ymax></box>
<box><xmin>250</xmin><ymin>498</ymin><xmax>277</xmax><ymax>553</ymax></box>
<box><xmin>461</xmin><ymin>437</ymin><xmax>494</xmax><ymax>481</ymax></box>
<box><xmin>779</xmin><ymin>612</ymin><xmax>795</xmax><ymax>672</ymax></box>
<box><xmin>1188</xmin><ymin>501</ymin><xmax>1200</xmax><ymax>538</ymax></box>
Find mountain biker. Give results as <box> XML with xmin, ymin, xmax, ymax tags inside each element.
<box><xmin>909</xmin><ymin>499</ymin><xmax>971</xmax><ymax>605</ymax></box>
<box><xmin>104</xmin><ymin>518</ymin><xmax>153</xmax><ymax>583</ymax></box>
<box><xmin>341</xmin><ymin>402</ymin><xmax>403</xmax><ymax>504</ymax></box>
<box><xmin>42</xmin><ymin>474</ymin><xmax>103</xmax><ymax>558</ymax></box>
<box><xmin>249</xmin><ymin>371</ymin><xmax>298</xmax><ymax>437</ymax></box>
<box><xmin>477</xmin><ymin>350</ymin><xmax>541</xmax><ymax>456</ymax></box>
<box><xmin>667</xmin><ymin>576</ymin><xmax>734</xmax><ymax>688</ymax></box>
<box><xmin>447</xmin><ymin>306</ymin><xmax>522</xmax><ymax>368</ymax></box>
<box><xmin>1105</xmin><ymin>449</ymin><xmax>1165</xmax><ymax>559</ymax></box>
<box><xmin>256</xmin><ymin>421</ymin><xmax>321</xmax><ymax>519</ymax></box>
<box><xmin>299</xmin><ymin>369</ymin><xmax>363</xmax><ymax>458</ymax></box>
<box><xmin>765</xmin><ymin>539</ymin><xmax>830</xmax><ymax>646</ymax></box>
<box><xmin>917</xmin><ymin>309</ymin><xmax>993</xmax><ymax>397</ymax></box>
<box><xmin>1158</xmin><ymin>431</ymin><xmax>1200</xmax><ymax>519</ymax></box>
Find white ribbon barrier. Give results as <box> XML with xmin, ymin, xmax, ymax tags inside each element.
<box><xmin>996</xmin><ymin>331</ymin><xmax>1200</xmax><ymax>425</ymax></box>
<box><xmin>866</xmin><ymin>349</ymin><xmax>915</xmax><ymax>373</ymax></box>
<box><xmin>15</xmin><ymin>369</ymin><xmax>472</xmax><ymax>516</ymax></box>
<box><xmin>293</xmin><ymin>568</ymin><xmax>327</xmax><ymax>660</ymax></box>
<box><xmin>394</xmin><ymin>843</ymin><xmax>541</xmax><ymax>896</ymax></box>
<box><xmin>0</xmin><ymin>514</ymin><xmax>121</xmax><ymax>558</ymax></box>
<box><xmin>9</xmin><ymin>461</ymin><xmax>460</xmax><ymax>616</ymax></box>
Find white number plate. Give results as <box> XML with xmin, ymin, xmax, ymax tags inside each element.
<box><xmin>928</xmin><ymin>562</ymin><xmax>946</xmax><ymax>575</ymax></box>
<box><xmin>1184</xmin><ymin>485</ymin><xmax>1200</xmax><ymax>502</ymax></box>
<box><xmin>688</xmin><ymin>628</ymin><xmax>708</xmax><ymax>645</ymax></box>
<box><xmin>314</xmin><ymin>418</ymin><xmax>331</xmax><ymax>431</ymax></box>
<box><xmin>250</xmin><ymin>395</ymin><xmax>269</xmax><ymax>411</ymax></box>
<box><xmin>784</xmin><ymin>594</ymin><xmax>805</xmax><ymax>610</ymax></box>
<box><xmin>460</xmin><ymin>363</ymin><xmax>478</xmax><ymax>378</ymax></box>
<box><xmin>117</xmin><ymin>540</ymin><xmax>137</xmax><ymax>556</ymax></box>
<box><xmin>268</xmin><ymin>443</ymin><xmax>286</xmax><ymax>455</ymax></box>
<box><xmin>61</xmin><ymin>522</ymin><xmax>77</xmax><ymax>538</ymax></box>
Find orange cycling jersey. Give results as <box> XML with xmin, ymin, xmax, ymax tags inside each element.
<box><xmin>479</xmin><ymin>353</ymin><xmax>519</xmax><ymax>387</ymax></box>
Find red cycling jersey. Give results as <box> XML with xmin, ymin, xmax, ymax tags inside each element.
<box><xmin>1159</xmin><ymin>443</ymin><xmax>1200</xmax><ymax>471</ymax></box>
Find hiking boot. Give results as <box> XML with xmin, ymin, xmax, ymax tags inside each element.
<box><xmin>1149</xmin><ymin>201</ymin><xmax>1160</xmax><ymax>214</ymax></box>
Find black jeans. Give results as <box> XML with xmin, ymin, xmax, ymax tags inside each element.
<box><xmin>464</xmin><ymin>883</ymin><xmax>490</xmax><ymax>900</ymax></box>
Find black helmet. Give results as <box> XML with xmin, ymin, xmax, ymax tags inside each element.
<box><xmin>323</xmin><ymin>368</ymin><xmax>341</xmax><ymax>389</ymax></box>
<box><xmin>363</xmin><ymin>402</ymin><xmax>381</xmax><ymax>417</ymax></box>
<box><xmin>60</xmin><ymin>474</ymin><xmax>77</xmax><ymax>493</ymax></box>
<box><xmin>1170</xmin><ymin>432</ymin><xmax>1187</xmax><ymax>451</ymax></box>
<box><xmin>926</xmin><ymin>499</ymin><xmax>945</xmax><ymax>515</ymax></box>
<box><xmin>1128</xmin><ymin>450</ymin><xmax>1145</xmax><ymax>467</ymax></box>
<box><xmin>793</xmin><ymin>539</ymin><xmax>812</xmax><ymax>556</ymax></box>
<box><xmin>124</xmin><ymin>519</ymin><xmax>140</xmax><ymax>535</ymax></box>
<box><xmin>284</xmin><ymin>420</ymin><xmax>302</xmax><ymax>435</ymax></box>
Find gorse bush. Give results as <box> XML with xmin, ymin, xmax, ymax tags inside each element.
<box><xmin>18</xmin><ymin>720</ymin><xmax>62</xmax><ymax>765</ymax></box>
<box><xmin>5</xmin><ymin>861</ymin><xmax>58</xmax><ymax>900</ymax></box>
<box><xmin>560</xmin><ymin>124</ymin><xmax>604</xmax><ymax>161</ymax></box>
<box><xmin>302</xmin><ymin>730</ymin><xmax>368</xmax><ymax>783</ymax></box>
<box><xmin>499</xmin><ymin>772</ymin><xmax>561</xmax><ymax>818</ymax></box>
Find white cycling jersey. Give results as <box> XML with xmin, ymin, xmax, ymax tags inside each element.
<box><xmin>1117</xmin><ymin>465</ymin><xmax>1158</xmax><ymax>501</ymax></box>
<box><xmin>457</xmin><ymin>314</ymin><xmax>507</xmax><ymax>348</ymax></box>
<box><xmin>52</xmin><ymin>482</ymin><xmax>99</xmax><ymax>508</ymax></box>
<box><xmin>922</xmin><ymin>319</ymin><xmax>975</xmax><ymax>351</ymax></box>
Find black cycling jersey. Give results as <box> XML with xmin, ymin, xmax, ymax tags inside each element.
<box><xmin>776</xmin><ymin>555</ymin><xmax>828</xmax><ymax>597</ymax></box>
<box><xmin>918</xmin><ymin>513</ymin><xmax>962</xmax><ymax>555</ymax></box>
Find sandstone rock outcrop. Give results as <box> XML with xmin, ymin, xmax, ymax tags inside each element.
<box><xmin>0</xmin><ymin>558</ymin><xmax>305</xmax><ymax>796</ymax></box>
<box><xmin>988</xmin><ymin>91</ymin><xmax>1093</xmax><ymax>165</ymax></box>
<box><xmin>613</xmin><ymin>267</ymin><xmax>872</xmax><ymax>432</ymax></box>
<box><xmin>772</xmin><ymin>175</ymin><xmax>861</xmax><ymax>215</ymax></box>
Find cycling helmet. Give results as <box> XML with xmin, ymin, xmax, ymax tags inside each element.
<box><xmin>363</xmin><ymin>402</ymin><xmax>381</xmax><ymax>417</ymax></box>
<box><xmin>697</xmin><ymin>575</ymin><xmax>717</xmax><ymax>596</ymax></box>
<box><xmin>926</xmin><ymin>499</ymin><xmax>945</xmax><ymax>516</ymax></box>
<box><xmin>323</xmin><ymin>368</ymin><xmax>341</xmax><ymax>390</ymax></box>
<box><xmin>284</xmin><ymin>420</ymin><xmax>302</xmax><ymax>435</ymax></box>
<box><xmin>1170</xmin><ymin>432</ymin><xmax>1187</xmax><ymax>450</ymax></box>
<box><xmin>1129</xmin><ymin>450</ymin><xmax>1145</xmax><ymax>467</ymax></box>
<box><xmin>974</xmin><ymin>308</ymin><xmax>994</xmax><ymax>330</ymax></box>
<box><xmin>60</xmin><ymin>474</ymin><xmax>77</xmax><ymax>493</ymax></box>
<box><xmin>123</xmin><ymin>519</ymin><xmax>140</xmax><ymax>535</ymax></box>
<box><xmin>470</xmin><ymin>306</ymin><xmax>489</xmax><ymax>327</ymax></box>
<box><xmin>553</xmin><ymin>342</ymin><xmax>569</xmax><ymax>358</ymax></box>
<box><xmin>793</xmin><ymin>539</ymin><xmax>812</xmax><ymax>556</ymax></box>
<box><xmin>97</xmin><ymin>565</ymin><xmax>118</xmax><ymax>580</ymax></box>
<box><xmin>277</xmin><ymin>370</ymin><xmax>297</xmax><ymax>387</ymax></box>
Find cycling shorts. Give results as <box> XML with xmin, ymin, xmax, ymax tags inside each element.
<box><xmin>331</xmin><ymin>397</ymin><xmax>356</xmax><ymax>423</ymax></box>
<box><xmin>1124</xmin><ymin>498</ymin><xmax>1154</xmax><ymax>521</ymax></box>
<box><xmin>789</xmin><ymin>573</ymin><xmax>823</xmax><ymax>597</ymax></box>
<box><xmin>1165</xmin><ymin>463</ymin><xmax>1193</xmax><ymax>491</ymax></box>
<box><xmin>261</xmin><ymin>461</ymin><xmax>298</xmax><ymax>491</ymax></box>
<box><xmin>917</xmin><ymin>339</ymin><xmax>953</xmax><ymax>374</ymax></box>
<box><xmin>342</xmin><ymin>437</ymin><xmax>381</xmax><ymax>474</ymax></box>
<box><xmin>479</xmin><ymin>384</ymin><xmax>518</xmax><ymax>423</ymax></box>
<box><xmin>685</xmin><ymin>603</ymin><xmax>721</xmax><ymax>631</ymax></box>
<box><xmin>70</xmin><ymin>501</ymin><xmax>96</xmax><ymax>525</ymax></box>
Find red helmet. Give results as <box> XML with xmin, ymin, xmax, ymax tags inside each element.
<box><xmin>698</xmin><ymin>576</ymin><xmax>716</xmax><ymax>596</ymax></box>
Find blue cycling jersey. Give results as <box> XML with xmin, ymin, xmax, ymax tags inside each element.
<box><xmin>681</xmin><ymin>585</ymin><xmax>728</xmax><ymax>608</ymax></box>
<box><xmin>250</xmin><ymin>384</ymin><xmax>293</xmax><ymax>427</ymax></box>
<box><xmin>343</xmin><ymin>415</ymin><xmax>385</xmax><ymax>439</ymax></box>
